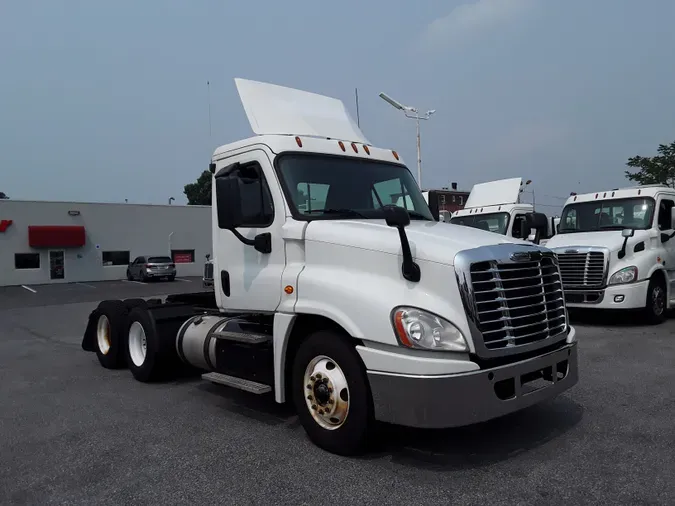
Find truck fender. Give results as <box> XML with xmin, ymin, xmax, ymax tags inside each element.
<box><xmin>81</xmin><ymin>308</ymin><xmax>101</xmax><ymax>352</ymax></box>
<box><xmin>645</xmin><ymin>265</ymin><xmax>668</xmax><ymax>296</ymax></box>
<box><xmin>273</xmin><ymin>312</ymin><xmax>296</xmax><ymax>404</ymax></box>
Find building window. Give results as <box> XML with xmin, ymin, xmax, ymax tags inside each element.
<box><xmin>102</xmin><ymin>251</ymin><xmax>130</xmax><ymax>266</ymax></box>
<box><xmin>459</xmin><ymin>196</ymin><xmax>464</xmax><ymax>205</ymax></box>
<box><xmin>172</xmin><ymin>249</ymin><xmax>195</xmax><ymax>264</ymax></box>
<box><xmin>15</xmin><ymin>253</ymin><xmax>40</xmax><ymax>270</ymax></box>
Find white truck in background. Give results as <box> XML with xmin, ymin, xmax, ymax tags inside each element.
<box><xmin>545</xmin><ymin>184</ymin><xmax>675</xmax><ymax>323</ymax></box>
<box><xmin>399</xmin><ymin>192</ymin><xmax>450</xmax><ymax>222</ymax></box>
<box><xmin>449</xmin><ymin>177</ymin><xmax>556</xmax><ymax>244</ymax></box>
<box><xmin>81</xmin><ymin>78</ymin><xmax>579</xmax><ymax>456</ymax></box>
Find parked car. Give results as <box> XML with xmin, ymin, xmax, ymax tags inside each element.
<box><xmin>126</xmin><ymin>255</ymin><xmax>176</xmax><ymax>282</ymax></box>
<box><xmin>203</xmin><ymin>254</ymin><xmax>214</xmax><ymax>289</ymax></box>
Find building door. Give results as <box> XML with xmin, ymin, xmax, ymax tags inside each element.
<box><xmin>49</xmin><ymin>251</ymin><xmax>65</xmax><ymax>280</ymax></box>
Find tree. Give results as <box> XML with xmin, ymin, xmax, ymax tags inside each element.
<box><xmin>625</xmin><ymin>141</ymin><xmax>675</xmax><ymax>188</ymax></box>
<box><xmin>0</xmin><ymin>192</ymin><xmax>8</xmax><ymax>199</ymax></box>
<box><xmin>183</xmin><ymin>170</ymin><xmax>212</xmax><ymax>205</ymax></box>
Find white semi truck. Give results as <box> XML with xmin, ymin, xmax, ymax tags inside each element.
<box><xmin>545</xmin><ymin>184</ymin><xmax>675</xmax><ymax>323</ymax></box>
<box><xmin>81</xmin><ymin>78</ymin><xmax>579</xmax><ymax>455</ymax></box>
<box><xmin>449</xmin><ymin>177</ymin><xmax>556</xmax><ymax>243</ymax></box>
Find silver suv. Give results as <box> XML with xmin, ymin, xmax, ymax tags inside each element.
<box><xmin>127</xmin><ymin>255</ymin><xmax>176</xmax><ymax>282</ymax></box>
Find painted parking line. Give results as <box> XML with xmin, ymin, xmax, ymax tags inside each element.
<box><xmin>175</xmin><ymin>278</ymin><xmax>192</xmax><ymax>283</ymax></box>
<box><xmin>76</xmin><ymin>282</ymin><xmax>97</xmax><ymax>289</ymax></box>
<box><xmin>21</xmin><ymin>285</ymin><xmax>37</xmax><ymax>293</ymax></box>
<box><xmin>122</xmin><ymin>280</ymin><xmax>147</xmax><ymax>285</ymax></box>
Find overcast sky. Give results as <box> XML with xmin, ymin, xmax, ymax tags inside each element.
<box><xmin>2</xmin><ymin>0</ymin><xmax>674</xmax><ymax>214</ymax></box>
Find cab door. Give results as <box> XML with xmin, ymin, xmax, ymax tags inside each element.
<box><xmin>212</xmin><ymin>148</ymin><xmax>287</xmax><ymax>312</ymax></box>
<box><xmin>656</xmin><ymin>195</ymin><xmax>675</xmax><ymax>300</ymax></box>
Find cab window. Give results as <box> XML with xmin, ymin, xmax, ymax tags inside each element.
<box><xmin>658</xmin><ymin>199</ymin><xmax>674</xmax><ymax>231</ymax></box>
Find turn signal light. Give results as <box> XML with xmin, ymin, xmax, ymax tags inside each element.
<box><xmin>351</xmin><ymin>142</ymin><xmax>358</xmax><ymax>153</ymax></box>
<box><xmin>392</xmin><ymin>150</ymin><xmax>399</xmax><ymax>160</ymax></box>
<box><xmin>338</xmin><ymin>141</ymin><xmax>345</xmax><ymax>151</ymax></box>
<box><xmin>295</xmin><ymin>136</ymin><xmax>303</xmax><ymax>147</ymax></box>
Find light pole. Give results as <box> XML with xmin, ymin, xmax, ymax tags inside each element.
<box><xmin>378</xmin><ymin>92</ymin><xmax>435</xmax><ymax>189</ymax></box>
<box><xmin>520</xmin><ymin>179</ymin><xmax>535</xmax><ymax>209</ymax></box>
<box><xmin>168</xmin><ymin>197</ymin><xmax>175</xmax><ymax>205</ymax></box>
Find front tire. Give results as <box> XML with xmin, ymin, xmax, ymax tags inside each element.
<box><xmin>644</xmin><ymin>276</ymin><xmax>667</xmax><ymax>324</ymax></box>
<box><xmin>291</xmin><ymin>329</ymin><xmax>374</xmax><ymax>456</ymax></box>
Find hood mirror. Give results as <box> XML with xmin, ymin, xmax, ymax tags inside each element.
<box><xmin>618</xmin><ymin>228</ymin><xmax>634</xmax><ymax>259</ymax></box>
<box><xmin>383</xmin><ymin>205</ymin><xmax>420</xmax><ymax>283</ymax></box>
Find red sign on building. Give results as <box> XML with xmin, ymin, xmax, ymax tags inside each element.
<box><xmin>0</xmin><ymin>220</ymin><xmax>13</xmax><ymax>232</ymax></box>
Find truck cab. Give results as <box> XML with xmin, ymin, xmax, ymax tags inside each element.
<box><xmin>545</xmin><ymin>184</ymin><xmax>675</xmax><ymax>323</ymax></box>
<box><xmin>82</xmin><ymin>78</ymin><xmax>579</xmax><ymax>456</ymax></box>
<box><xmin>448</xmin><ymin>178</ymin><xmax>551</xmax><ymax>244</ymax></box>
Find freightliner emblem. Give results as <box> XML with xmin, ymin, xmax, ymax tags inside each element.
<box><xmin>510</xmin><ymin>251</ymin><xmax>532</xmax><ymax>262</ymax></box>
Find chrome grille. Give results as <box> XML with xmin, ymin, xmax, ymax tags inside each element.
<box><xmin>469</xmin><ymin>254</ymin><xmax>566</xmax><ymax>352</ymax></box>
<box><xmin>556</xmin><ymin>251</ymin><xmax>606</xmax><ymax>288</ymax></box>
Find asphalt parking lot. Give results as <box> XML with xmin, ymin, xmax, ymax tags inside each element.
<box><xmin>0</xmin><ymin>283</ymin><xmax>673</xmax><ymax>505</ymax></box>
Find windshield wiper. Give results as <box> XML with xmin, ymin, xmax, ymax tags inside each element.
<box><xmin>598</xmin><ymin>225</ymin><xmax>626</xmax><ymax>230</ymax></box>
<box><xmin>304</xmin><ymin>208</ymin><xmax>368</xmax><ymax>218</ymax></box>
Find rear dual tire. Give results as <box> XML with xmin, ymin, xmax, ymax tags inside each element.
<box><xmin>93</xmin><ymin>299</ymin><xmax>148</xmax><ymax>369</ymax></box>
<box><xmin>125</xmin><ymin>307</ymin><xmax>182</xmax><ymax>382</ymax></box>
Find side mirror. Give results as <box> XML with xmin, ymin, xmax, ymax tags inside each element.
<box><xmin>205</xmin><ymin>254</ymin><xmax>210</xmax><ymax>261</ymax></box>
<box><xmin>525</xmin><ymin>212</ymin><xmax>548</xmax><ymax>244</ymax></box>
<box><xmin>525</xmin><ymin>212</ymin><xmax>548</xmax><ymax>231</ymax></box>
<box><xmin>621</xmin><ymin>228</ymin><xmax>634</xmax><ymax>238</ymax></box>
<box><xmin>383</xmin><ymin>205</ymin><xmax>411</xmax><ymax>228</ymax></box>
<box><xmin>215</xmin><ymin>177</ymin><xmax>243</xmax><ymax>230</ymax></box>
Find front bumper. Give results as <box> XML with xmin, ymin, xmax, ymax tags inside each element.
<box><xmin>564</xmin><ymin>280</ymin><xmax>648</xmax><ymax>309</ymax></box>
<box><xmin>367</xmin><ymin>342</ymin><xmax>578</xmax><ymax>429</ymax></box>
<box><xmin>145</xmin><ymin>269</ymin><xmax>176</xmax><ymax>278</ymax></box>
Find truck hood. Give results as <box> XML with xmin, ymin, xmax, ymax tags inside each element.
<box><xmin>304</xmin><ymin>219</ymin><xmax>521</xmax><ymax>266</ymax></box>
<box><xmin>545</xmin><ymin>230</ymin><xmax>653</xmax><ymax>252</ymax></box>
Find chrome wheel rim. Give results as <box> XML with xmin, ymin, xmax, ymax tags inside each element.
<box><xmin>303</xmin><ymin>355</ymin><xmax>350</xmax><ymax>430</ymax></box>
<box><xmin>96</xmin><ymin>315</ymin><xmax>111</xmax><ymax>355</ymax></box>
<box><xmin>128</xmin><ymin>321</ymin><xmax>148</xmax><ymax>367</ymax></box>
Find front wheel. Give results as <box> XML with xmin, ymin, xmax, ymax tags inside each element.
<box><xmin>291</xmin><ymin>330</ymin><xmax>374</xmax><ymax>456</ymax></box>
<box><xmin>644</xmin><ymin>276</ymin><xmax>667</xmax><ymax>324</ymax></box>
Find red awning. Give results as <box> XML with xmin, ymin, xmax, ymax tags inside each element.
<box><xmin>28</xmin><ymin>225</ymin><xmax>86</xmax><ymax>248</ymax></box>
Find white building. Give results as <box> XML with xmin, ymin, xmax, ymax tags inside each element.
<box><xmin>0</xmin><ymin>199</ymin><xmax>211</xmax><ymax>286</ymax></box>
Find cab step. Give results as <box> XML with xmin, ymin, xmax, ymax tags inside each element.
<box><xmin>212</xmin><ymin>330</ymin><xmax>271</xmax><ymax>345</ymax></box>
<box><xmin>201</xmin><ymin>372</ymin><xmax>272</xmax><ymax>394</ymax></box>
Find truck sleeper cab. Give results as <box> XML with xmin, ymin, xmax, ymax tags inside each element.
<box><xmin>80</xmin><ymin>78</ymin><xmax>579</xmax><ymax>456</ymax></box>
<box><xmin>449</xmin><ymin>177</ymin><xmax>554</xmax><ymax>244</ymax></box>
<box><xmin>545</xmin><ymin>184</ymin><xmax>675</xmax><ymax>323</ymax></box>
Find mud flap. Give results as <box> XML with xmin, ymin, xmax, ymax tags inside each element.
<box><xmin>81</xmin><ymin>308</ymin><xmax>101</xmax><ymax>352</ymax></box>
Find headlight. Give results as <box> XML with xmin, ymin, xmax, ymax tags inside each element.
<box><xmin>608</xmin><ymin>266</ymin><xmax>638</xmax><ymax>285</ymax></box>
<box><xmin>391</xmin><ymin>307</ymin><xmax>468</xmax><ymax>352</ymax></box>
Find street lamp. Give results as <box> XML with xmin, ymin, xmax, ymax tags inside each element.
<box><xmin>168</xmin><ymin>197</ymin><xmax>175</xmax><ymax>205</ymax></box>
<box><xmin>378</xmin><ymin>92</ymin><xmax>435</xmax><ymax>189</ymax></box>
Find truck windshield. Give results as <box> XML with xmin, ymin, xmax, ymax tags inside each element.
<box><xmin>558</xmin><ymin>197</ymin><xmax>655</xmax><ymax>233</ymax></box>
<box><xmin>275</xmin><ymin>153</ymin><xmax>434</xmax><ymax>220</ymax></box>
<box><xmin>449</xmin><ymin>212</ymin><xmax>510</xmax><ymax>235</ymax></box>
